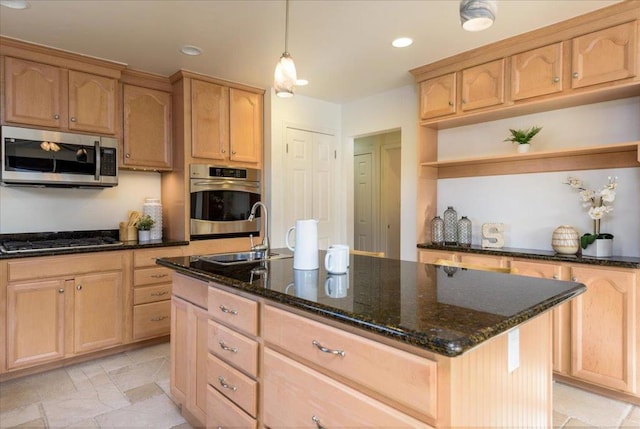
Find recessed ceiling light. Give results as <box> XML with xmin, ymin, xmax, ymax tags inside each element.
<box><xmin>392</xmin><ymin>37</ymin><xmax>413</xmax><ymax>48</ymax></box>
<box><xmin>296</xmin><ymin>79</ymin><xmax>309</xmax><ymax>86</ymax></box>
<box><xmin>180</xmin><ymin>45</ymin><xmax>202</xmax><ymax>56</ymax></box>
<box><xmin>0</xmin><ymin>0</ymin><xmax>29</xmax><ymax>9</ymax></box>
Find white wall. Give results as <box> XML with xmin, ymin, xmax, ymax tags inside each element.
<box><xmin>342</xmin><ymin>85</ymin><xmax>419</xmax><ymax>261</ymax></box>
<box><xmin>437</xmin><ymin>97</ymin><xmax>640</xmax><ymax>257</ymax></box>
<box><xmin>0</xmin><ymin>170</ymin><xmax>162</xmax><ymax>233</ymax></box>
<box><xmin>267</xmin><ymin>89</ymin><xmax>342</xmax><ymax>248</ymax></box>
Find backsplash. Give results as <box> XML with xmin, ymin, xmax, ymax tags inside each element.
<box><xmin>0</xmin><ymin>170</ymin><xmax>162</xmax><ymax>233</ymax></box>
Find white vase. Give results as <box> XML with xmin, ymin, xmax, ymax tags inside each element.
<box><xmin>582</xmin><ymin>238</ymin><xmax>613</xmax><ymax>258</ymax></box>
<box><xmin>138</xmin><ymin>230</ymin><xmax>151</xmax><ymax>242</ymax></box>
<box><xmin>551</xmin><ymin>225</ymin><xmax>580</xmax><ymax>255</ymax></box>
<box><xmin>517</xmin><ymin>143</ymin><xmax>531</xmax><ymax>153</ymax></box>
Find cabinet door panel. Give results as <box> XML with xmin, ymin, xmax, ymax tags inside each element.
<box><xmin>68</xmin><ymin>70</ymin><xmax>116</xmax><ymax>134</ymax></box>
<box><xmin>73</xmin><ymin>272</ymin><xmax>123</xmax><ymax>353</ymax></box>
<box><xmin>170</xmin><ymin>297</ymin><xmax>189</xmax><ymax>404</ymax></box>
<box><xmin>572</xmin><ymin>22</ymin><xmax>637</xmax><ymax>89</ymax></box>
<box><xmin>461</xmin><ymin>59</ymin><xmax>505</xmax><ymax>111</ymax></box>
<box><xmin>229</xmin><ymin>88</ymin><xmax>262</xmax><ymax>164</ymax></box>
<box><xmin>511</xmin><ymin>42</ymin><xmax>563</xmax><ymax>100</ymax></box>
<box><xmin>4</xmin><ymin>57</ymin><xmax>63</xmax><ymax>127</ymax></box>
<box><xmin>6</xmin><ymin>279</ymin><xmax>66</xmax><ymax>369</ymax></box>
<box><xmin>191</xmin><ymin>79</ymin><xmax>229</xmax><ymax>160</ymax></box>
<box><xmin>420</xmin><ymin>73</ymin><xmax>456</xmax><ymax>119</ymax></box>
<box><xmin>123</xmin><ymin>84</ymin><xmax>172</xmax><ymax>169</ymax></box>
<box><xmin>571</xmin><ymin>266</ymin><xmax>637</xmax><ymax>393</ymax></box>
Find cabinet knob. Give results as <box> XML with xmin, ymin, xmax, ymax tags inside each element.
<box><xmin>553</xmin><ymin>77</ymin><xmax>560</xmax><ymax>83</ymax></box>
<box><xmin>312</xmin><ymin>416</ymin><xmax>325</xmax><ymax>429</ymax></box>
<box><xmin>462</xmin><ymin>99</ymin><xmax>467</xmax><ymax>104</ymax></box>
<box><xmin>572</xmin><ymin>276</ymin><xmax>578</xmax><ymax>282</ymax></box>
<box><xmin>221</xmin><ymin>149</ymin><xmax>226</xmax><ymax>154</ymax></box>
<box><xmin>125</xmin><ymin>153</ymin><xmax>131</xmax><ymax>158</ymax></box>
<box><xmin>553</xmin><ymin>275</ymin><xmax>559</xmax><ymax>279</ymax></box>
<box><xmin>572</xmin><ymin>72</ymin><xmax>579</xmax><ymax>78</ymax></box>
<box><xmin>53</xmin><ymin>114</ymin><xmax>60</xmax><ymax>120</ymax></box>
<box><xmin>448</xmin><ymin>101</ymin><xmax>454</xmax><ymax>106</ymax></box>
<box><xmin>58</xmin><ymin>288</ymin><xmax>64</xmax><ymax>294</ymax></box>
<box><xmin>70</xmin><ymin>117</ymin><xmax>77</xmax><ymax>122</ymax></box>
<box><xmin>150</xmin><ymin>316</ymin><xmax>168</xmax><ymax>322</ymax></box>
<box><xmin>231</xmin><ymin>151</ymin><xmax>237</xmax><ymax>155</ymax></box>
<box><xmin>76</xmin><ymin>284</ymin><xmax>82</xmax><ymax>290</ymax></box>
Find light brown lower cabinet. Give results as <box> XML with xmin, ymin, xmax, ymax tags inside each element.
<box><xmin>5</xmin><ymin>254</ymin><xmax>125</xmax><ymax>371</ymax></box>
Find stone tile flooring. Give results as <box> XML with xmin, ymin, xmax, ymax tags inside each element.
<box><xmin>0</xmin><ymin>342</ymin><xmax>638</xmax><ymax>428</ymax></box>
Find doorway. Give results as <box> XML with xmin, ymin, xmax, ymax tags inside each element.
<box><xmin>353</xmin><ymin>130</ymin><xmax>401</xmax><ymax>259</ymax></box>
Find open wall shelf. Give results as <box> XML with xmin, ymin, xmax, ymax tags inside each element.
<box><xmin>420</xmin><ymin>142</ymin><xmax>640</xmax><ymax>179</ymax></box>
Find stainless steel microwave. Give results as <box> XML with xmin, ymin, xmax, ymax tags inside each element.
<box><xmin>0</xmin><ymin>126</ymin><xmax>118</xmax><ymax>188</ymax></box>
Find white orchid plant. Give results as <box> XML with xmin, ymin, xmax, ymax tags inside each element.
<box><xmin>565</xmin><ymin>176</ymin><xmax>617</xmax><ymax>249</ymax></box>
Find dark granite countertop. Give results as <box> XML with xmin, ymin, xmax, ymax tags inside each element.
<box><xmin>157</xmin><ymin>249</ymin><xmax>586</xmax><ymax>357</ymax></box>
<box><xmin>417</xmin><ymin>243</ymin><xmax>640</xmax><ymax>269</ymax></box>
<box><xmin>0</xmin><ymin>229</ymin><xmax>187</xmax><ymax>260</ymax></box>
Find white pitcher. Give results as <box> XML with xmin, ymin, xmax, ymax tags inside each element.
<box><xmin>286</xmin><ymin>219</ymin><xmax>319</xmax><ymax>270</ymax></box>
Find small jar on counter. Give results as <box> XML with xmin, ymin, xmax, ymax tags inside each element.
<box><xmin>457</xmin><ymin>216</ymin><xmax>472</xmax><ymax>247</ymax></box>
<box><xmin>431</xmin><ymin>216</ymin><xmax>445</xmax><ymax>245</ymax></box>
<box><xmin>443</xmin><ymin>206</ymin><xmax>458</xmax><ymax>245</ymax></box>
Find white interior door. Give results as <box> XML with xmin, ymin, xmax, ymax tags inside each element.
<box><xmin>381</xmin><ymin>144</ymin><xmax>401</xmax><ymax>259</ymax></box>
<box><xmin>284</xmin><ymin>127</ymin><xmax>337</xmax><ymax>250</ymax></box>
<box><xmin>354</xmin><ymin>152</ymin><xmax>375</xmax><ymax>251</ymax></box>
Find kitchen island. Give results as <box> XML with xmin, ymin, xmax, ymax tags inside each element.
<box><xmin>157</xmin><ymin>250</ymin><xmax>585</xmax><ymax>428</ymax></box>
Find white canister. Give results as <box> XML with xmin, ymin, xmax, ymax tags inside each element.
<box><xmin>143</xmin><ymin>197</ymin><xmax>163</xmax><ymax>241</ymax></box>
<box><xmin>551</xmin><ymin>225</ymin><xmax>579</xmax><ymax>255</ymax></box>
<box><xmin>286</xmin><ymin>219</ymin><xmax>319</xmax><ymax>270</ymax></box>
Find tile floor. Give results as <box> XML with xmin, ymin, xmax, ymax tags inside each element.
<box><xmin>0</xmin><ymin>342</ymin><xmax>638</xmax><ymax>428</ymax></box>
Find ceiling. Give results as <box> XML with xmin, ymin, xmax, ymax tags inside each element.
<box><xmin>0</xmin><ymin>0</ymin><xmax>621</xmax><ymax>103</ymax></box>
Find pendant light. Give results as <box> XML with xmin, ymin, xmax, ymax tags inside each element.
<box><xmin>460</xmin><ymin>0</ymin><xmax>497</xmax><ymax>32</ymax></box>
<box><xmin>274</xmin><ymin>0</ymin><xmax>297</xmax><ymax>98</ymax></box>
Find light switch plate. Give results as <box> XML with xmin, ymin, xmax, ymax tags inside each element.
<box><xmin>508</xmin><ymin>328</ymin><xmax>520</xmax><ymax>373</ymax></box>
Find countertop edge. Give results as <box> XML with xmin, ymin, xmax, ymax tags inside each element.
<box><xmin>0</xmin><ymin>240</ymin><xmax>188</xmax><ymax>259</ymax></box>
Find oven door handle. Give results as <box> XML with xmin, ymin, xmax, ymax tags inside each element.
<box><xmin>191</xmin><ymin>180</ymin><xmax>260</xmax><ymax>192</ymax></box>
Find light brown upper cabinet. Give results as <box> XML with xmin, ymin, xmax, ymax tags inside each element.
<box><xmin>461</xmin><ymin>59</ymin><xmax>505</xmax><ymax>111</ymax></box>
<box><xmin>511</xmin><ymin>42</ymin><xmax>564</xmax><ymax>101</ymax></box>
<box><xmin>229</xmin><ymin>88</ymin><xmax>262</xmax><ymax>165</ymax></box>
<box><xmin>191</xmin><ymin>79</ymin><xmax>230</xmax><ymax>161</ymax></box>
<box><xmin>123</xmin><ymin>84</ymin><xmax>172</xmax><ymax>170</ymax></box>
<box><xmin>4</xmin><ymin>57</ymin><xmax>117</xmax><ymax>134</ymax></box>
<box><xmin>419</xmin><ymin>73</ymin><xmax>457</xmax><ymax>120</ymax></box>
<box><xmin>572</xmin><ymin>21</ymin><xmax>638</xmax><ymax>89</ymax></box>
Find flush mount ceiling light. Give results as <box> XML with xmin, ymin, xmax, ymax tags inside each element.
<box><xmin>460</xmin><ymin>0</ymin><xmax>497</xmax><ymax>32</ymax></box>
<box><xmin>392</xmin><ymin>37</ymin><xmax>413</xmax><ymax>48</ymax></box>
<box><xmin>274</xmin><ymin>0</ymin><xmax>297</xmax><ymax>98</ymax></box>
<box><xmin>0</xmin><ymin>0</ymin><xmax>29</xmax><ymax>9</ymax></box>
<box><xmin>180</xmin><ymin>45</ymin><xmax>202</xmax><ymax>56</ymax></box>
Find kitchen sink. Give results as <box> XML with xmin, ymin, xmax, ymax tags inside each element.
<box><xmin>196</xmin><ymin>251</ymin><xmax>292</xmax><ymax>265</ymax></box>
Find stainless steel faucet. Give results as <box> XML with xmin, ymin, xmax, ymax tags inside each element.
<box><xmin>248</xmin><ymin>201</ymin><xmax>269</xmax><ymax>255</ymax></box>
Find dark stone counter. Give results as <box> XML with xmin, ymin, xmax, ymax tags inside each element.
<box><xmin>417</xmin><ymin>243</ymin><xmax>640</xmax><ymax>269</ymax></box>
<box><xmin>0</xmin><ymin>229</ymin><xmax>186</xmax><ymax>259</ymax></box>
<box><xmin>157</xmin><ymin>249</ymin><xmax>585</xmax><ymax>357</ymax></box>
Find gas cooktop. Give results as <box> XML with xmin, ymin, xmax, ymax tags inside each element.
<box><xmin>0</xmin><ymin>231</ymin><xmax>123</xmax><ymax>254</ymax></box>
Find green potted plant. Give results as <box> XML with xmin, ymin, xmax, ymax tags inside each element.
<box><xmin>137</xmin><ymin>215</ymin><xmax>155</xmax><ymax>242</ymax></box>
<box><xmin>504</xmin><ymin>126</ymin><xmax>542</xmax><ymax>153</ymax></box>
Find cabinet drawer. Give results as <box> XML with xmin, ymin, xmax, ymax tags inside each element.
<box><xmin>8</xmin><ymin>252</ymin><xmax>124</xmax><ymax>282</ymax></box>
<box><xmin>208</xmin><ymin>287</ymin><xmax>258</xmax><ymax>336</ymax></box>
<box><xmin>263</xmin><ymin>305</ymin><xmax>437</xmax><ymax>419</ymax></box>
<box><xmin>134</xmin><ymin>266</ymin><xmax>174</xmax><ymax>287</ymax></box>
<box><xmin>419</xmin><ymin>250</ymin><xmax>456</xmax><ymax>264</ymax></box>
<box><xmin>207</xmin><ymin>384</ymin><xmax>257</xmax><ymax>429</ymax></box>
<box><xmin>133</xmin><ymin>247</ymin><xmax>183</xmax><ymax>268</ymax></box>
<box><xmin>134</xmin><ymin>284</ymin><xmax>172</xmax><ymax>305</ymax></box>
<box><xmin>263</xmin><ymin>348</ymin><xmax>432</xmax><ymax>428</ymax></box>
<box><xmin>207</xmin><ymin>354</ymin><xmax>257</xmax><ymax>417</ymax></box>
<box><xmin>133</xmin><ymin>301</ymin><xmax>171</xmax><ymax>340</ymax></box>
<box><xmin>208</xmin><ymin>320</ymin><xmax>258</xmax><ymax>376</ymax></box>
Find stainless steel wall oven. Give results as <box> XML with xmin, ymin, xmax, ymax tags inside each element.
<box><xmin>190</xmin><ymin>164</ymin><xmax>261</xmax><ymax>240</ymax></box>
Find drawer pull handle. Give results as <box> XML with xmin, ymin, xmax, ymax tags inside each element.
<box><xmin>218</xmin><ymin>376</ymin><xmax>237</xmax><ymax>391</ymax></box>
<box><xmin>150</xmin><ymin>291</ymin><xmax>169</xmax><ymax>297</ymax></box>
<box><xmin>219</xmin><ymin>341</ymin><xmax>238</xmax><ymax>353</ymax></box>
<box><xmin>312</xmin><ymin>415</ymin><xmax>325</xmax><ymax>429</ymax></box>
<box><xmin>312</xmin><ymin>340</ymin><xmax>345</xmax><ymax>357</ymax></box>
<box><xmin>219</xmin><ymin>305</ymin><xmax>238</xmax><ymax>315</ymax></box>
<box><xmin>150</xmin><ymin>316</ymin><xmax>169</xmax><ymax>322</ymax></box>
<box><xmin>151</xmin><ymin>274</ymin><xmax>169</xmax><ymax>279</ymax></box>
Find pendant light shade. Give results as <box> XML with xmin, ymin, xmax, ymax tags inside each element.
<box><xmin>460</xmin><ymin>0</ymin><xmax>497</xmax><ymax>32</ymax></box>
<box><xmin>275</xmin><ymin>0</ymin><xmax>297</xmax><ymax>98</ymax></box>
